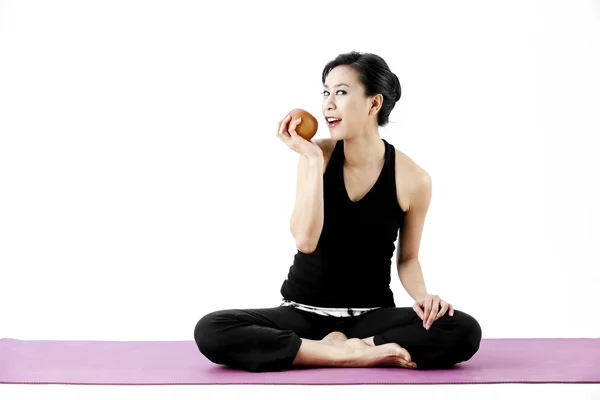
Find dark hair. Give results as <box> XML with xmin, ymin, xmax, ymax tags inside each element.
<box><xmin>322</xmin><ymin>51</ymin><xmax>401</xmax><ymax>127</ymax></box>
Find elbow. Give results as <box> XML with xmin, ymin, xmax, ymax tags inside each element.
<box><xmin>296</xmin><ymin>239</ymin><xmax>317</xmax><ymax>254</ymax></box>
<box><xmin>291</xmin><ymin>224</ymin><xmax>318</xmax><ymax>254</ymax></box>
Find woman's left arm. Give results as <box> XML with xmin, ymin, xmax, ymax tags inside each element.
<box><xmin>396</xmin><ymin>168</ymin><xmax>454</xmax><ymax>330</ymax></box>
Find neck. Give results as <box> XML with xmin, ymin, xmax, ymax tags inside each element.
<box><xmin>343</xmin><ymin>134</ymin><xmax>385</xmax><ymax>169</ymax></box>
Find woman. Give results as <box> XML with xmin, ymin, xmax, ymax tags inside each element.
<box><xmin>194</xmin><ymin>51</ymin><xmax>482</xmax><ymax>372</ymax></box>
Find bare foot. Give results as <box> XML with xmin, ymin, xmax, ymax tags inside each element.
<box><xmin>343</xmin><ymin>343</ymin><xmax>417</xmax><ymax>369</ymax></box>
<box><xmin>314</xmin><ymin>332</ymin><xmax>416</xmax><ymax>369</ymax></box>
<box><xmin>293</xmin><ymin>337</ymin><xmax>416</xmax><ymax>369</ymax></box>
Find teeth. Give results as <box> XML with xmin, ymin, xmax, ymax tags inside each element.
<box><xmin>327</xmin><ymin>118</ymin><xmax>340</xmax><ymax>122</ymax></box>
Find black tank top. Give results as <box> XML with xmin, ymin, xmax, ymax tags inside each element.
<box><xmin>280</xmin><ymin>138</ymin><xmax>406</xmax><ymax>308</ymax></box>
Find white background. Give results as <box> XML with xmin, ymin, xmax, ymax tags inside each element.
<box><xmin>1</xmin><ymin>0</ymin><xmax>599</xmax><ymax>398</ymax></box>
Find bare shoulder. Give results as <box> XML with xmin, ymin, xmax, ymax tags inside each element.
<box><xmin>394</xmin><ymin>148</ymin><xmax>431</xmax><ymax>212</ymax></box>
<box><xmin>314</xmin><ymin>138</ymin><xmax>337</xmax><ymax>172</ymax></box>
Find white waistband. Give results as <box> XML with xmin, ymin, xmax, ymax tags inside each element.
<box><xmin>280</xmin><ymin>298</ymin><xmax>380</xmax><ymax>318</ymax></box>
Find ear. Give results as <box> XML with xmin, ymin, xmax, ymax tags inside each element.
<box><xmin>369</xmin><ymin>93</ymin><xmax>384</xmax><ymax>116</ymax></box>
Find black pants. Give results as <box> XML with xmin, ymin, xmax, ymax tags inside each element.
<box><xmin>194</xmin><ymin>304</ymin><xmax>482</xmax><ymax>372</ymax></box>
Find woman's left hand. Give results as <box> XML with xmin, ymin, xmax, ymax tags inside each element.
<box><xmin>413</xmin><ymin>294</ymin><xmax>454</xmax><ymax>330</ymax></box>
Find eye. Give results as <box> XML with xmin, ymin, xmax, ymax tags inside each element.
<box><xmin>322</xmin><ymin>90</ymin><xmax>346</xmax><ymax>96</ymax></box>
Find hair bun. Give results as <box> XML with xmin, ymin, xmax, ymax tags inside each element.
<box><xmin>394</xmin><ymin>74</ymin><xmax>401</xmax><ymax>102</ymax></box>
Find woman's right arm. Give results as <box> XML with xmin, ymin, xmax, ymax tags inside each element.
<box><xmin>290</xmin><ymin>153</ymin><xmax>324</xmax><ymax>254</ymax></box>
<box><xmin>276</xmin><ymin>115</ymin><xmax>333</xmax><ymax>254</ymax></box>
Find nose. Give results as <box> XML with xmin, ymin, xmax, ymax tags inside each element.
<box><xmin>323</xmin><ymin>97</ymin><xmax>336</xmax><ymax>113</ymax></box>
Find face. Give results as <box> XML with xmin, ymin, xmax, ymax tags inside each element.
<box><xmin>322</xmin><ymin>65</ymin><xmax>381</xmax><ymax>140</ymax></box>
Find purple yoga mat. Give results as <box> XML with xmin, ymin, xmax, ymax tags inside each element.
<box><xmin>0</xmin><ymin>338</ymin><xmax>598</xmax><ymax>385</ymax></box>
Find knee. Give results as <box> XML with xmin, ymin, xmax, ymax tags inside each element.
<box><xmin>453</xmin><ymin>310</ymin><xmax>482</xmax><ymax>361</ymax></box>
<box><xmin>193</xmin><ymin>310</ymin><xmax>232</xmax><ymax>359</ymax></box>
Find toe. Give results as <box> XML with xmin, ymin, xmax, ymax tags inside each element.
<box><xmin>396</xmin><ymin>346</ymin><xmax>412</xmax><ymax>362</ymax></box>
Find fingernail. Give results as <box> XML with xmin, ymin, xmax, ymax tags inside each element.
<box><xmin>426</xmin><ymin>324</ymin><xmax>430</xmax><ymax>330</ymax></box>
<box><xmin>404</xmin><ymin>356</ymin><xmax>409</xmax><ymax>362</ymax></box>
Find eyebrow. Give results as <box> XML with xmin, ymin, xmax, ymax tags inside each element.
<box><xmin>323</xmin><ymin>83</ymin><xmax>350</xmax><ymax>89</ymax></box>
